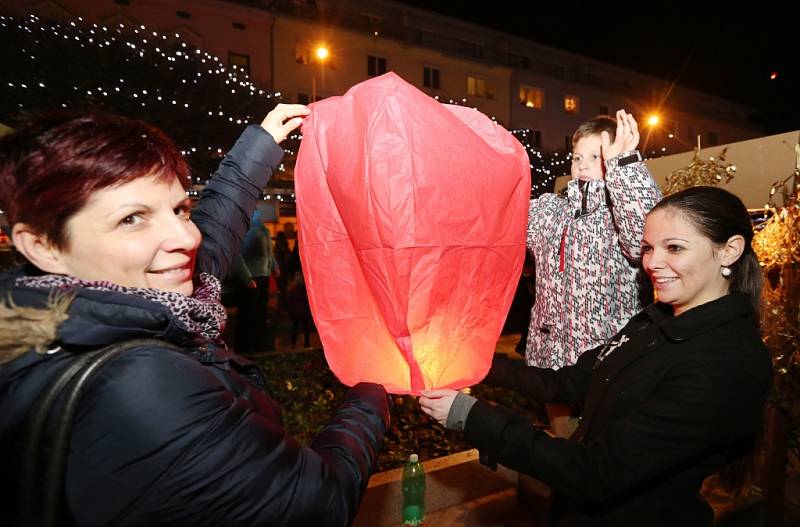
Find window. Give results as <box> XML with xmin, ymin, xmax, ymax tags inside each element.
<box><xmin>228</xmin><ymin>52</ymin><xmax>250</xmax><ymax>76</ymax></box>
<box><xmin>533</xmin><ymin>130</ymin><xmax>542</xmax><ymax>148</ymax></box>
<box><xmin>519</xmin><ymin>85</ymin><xmax>543</xmax><ymax>109</ymax></box>
<box><xmin>599</xmin><ymin>105</ymin><xmax>609</xmax><ymax>115</ymax></box>
<box><xmin>564</xmin><ymin>95</ymin><xmax>579</xmax><ymax>114</ymax></box>
<box><xmin>362</xmin><ymin>13</ymin><xmax>382</xmax><ymax>33</ymax></box>
<box><xmin>508</xmin><ymin>53</ymin><xmax>530</xmax><ymax>69</ymax></box>
<box><xmin>367</xmin><ymin>55</ymin><xmax>387</xmax><ymax>77</ymax></box>
<box><xmin>423</xmin><ymin>66</ymin><xmax>440</xmax><ymax>89</ymax></box>
<box><xmin>457</xmin><ymin>39</ymin><xmax>483</xmax><ymax>59</ymax></box>
<box><xmin>467</xmin><ymin>76</ymin><xmax>495</xmax><ymax>99</ymax></box>
<box><xmin>706</xmin><ymin>131</ymin><xmax>718</xmax><ymax>146</ymax></box>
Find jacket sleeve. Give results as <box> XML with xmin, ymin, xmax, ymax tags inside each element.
<box><xmin>464</xmin><ymin>348</ymin><xmax>768</xmax><ymax>505</ymax></box>
<box><xmin>482</xmin><ymin>348</ymin><xmax>596</xmax><ymax>405</ymax></box>
<box><xmin>603</xmin><ymin>153</ymin><xmax>662</xmax><ymax>261</ymax></box>
<box><xmin>68</xmin><ymin>349</ymin><xmax>390</xmax><ymax>527</ymax></box>
<box><xmin>526</xmin><ymin>195</ymin><xmax>548</xmax><ymax>252</ymax></box>
<box><xmin>192</xmin><ymin>125</ymin><xmax>284</xmax><ymax>279</ymax></box>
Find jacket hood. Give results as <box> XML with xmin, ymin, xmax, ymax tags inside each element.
<box><xmin>0</xmin><ymin>292</ymin><xmax>71</xmax><ymax>366</ymax></box>
<box><xmin>1</xmin><ymin>267</ymin><xmax>197</xmax><ymax>363</ymax></box>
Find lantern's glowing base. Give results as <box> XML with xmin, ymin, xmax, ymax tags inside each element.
<box><xmin>318</xmin><ymin>318</ymin><xmax>500</xmax><ymax>395</ymax></box>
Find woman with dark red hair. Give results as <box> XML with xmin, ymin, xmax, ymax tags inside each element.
<box><xmin>0</xmin><ymin>106</ymin><xmax>390</xmax><ymax>526</ymax></box>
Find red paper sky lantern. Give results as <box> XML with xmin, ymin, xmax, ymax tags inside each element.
<box><xmin>294</xmin><ymin>73</ymin><xmax>530</xmax><ymax>394</ymax></box>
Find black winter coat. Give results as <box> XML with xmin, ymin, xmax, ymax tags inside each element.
<box><xmin>0</xmin><ymin>125</ymin><xmax>390</xmax><ymax>526</ymax></box>
<box><xmin>472</xmin><ymin>292</ymin><xmax>772</xmax><ymax>526</ymax></box>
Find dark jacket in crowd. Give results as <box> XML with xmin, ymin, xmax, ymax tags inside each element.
<box><xmin>472</xmin><ymin>292</ymin><xmax>772</xmax><ymax>527</ymax></box>
<box><xmin>0</xmin><ymin>125</ymin><xmax>390</xmax><ymax>526</ymax></box>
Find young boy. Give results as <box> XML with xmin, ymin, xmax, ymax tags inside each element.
<box><xmin>525</xmin><ymin>110</ymin><xmax>662</xmax><ymax>435</ymax></box>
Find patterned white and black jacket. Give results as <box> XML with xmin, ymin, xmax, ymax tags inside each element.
<box><xmin>525</xmin><ymin>151</ymin><xmax>662</xmax><ymax>369</ymax></box>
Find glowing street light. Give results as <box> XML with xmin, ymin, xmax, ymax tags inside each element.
<box><xmin>315</xmin><ymin>46</ymin><xmax>329</xmax><ymax>61</ymax></box>
<box><xmin>312</xmin><ymin>44</ymin><xmax>330</xmax><ymax>102</ymax></box>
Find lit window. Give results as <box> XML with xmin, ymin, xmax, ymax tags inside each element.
<box><xmin>228</xmin><ymin>52</ymin><xmax>250</xmax><ymax>76</ymax></box>
<box><xmin>564</xmin><ymin>95</ymin><xmax>579</xmax><ymax>114</ymax></box>
<box><xmin>519</xmin><ymin>85</ymin><xmax>543</xmax><ymax>109</ymax></box>
<box><xmin>467</xmin><ymin>76</ymin><xmax>495</xmax><ymax>99</ymax></box>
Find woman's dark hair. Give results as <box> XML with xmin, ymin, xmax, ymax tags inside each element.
<box><xmin>0</xmin><ymin>112</ymin><xmax>190</xmax><ymax>250</ymax></box>
<box><xmin>650</xmin><ymin>186</ymin><xmax>762</xmax><ymax>315</ymax></box>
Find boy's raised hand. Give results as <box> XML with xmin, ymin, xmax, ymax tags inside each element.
<box><xmin>601</xmin><ymin>109</ymin><xmax>640</xmax><ymax>161</ymax></box>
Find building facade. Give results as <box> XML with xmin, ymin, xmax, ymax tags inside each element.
<box><xmin>3</xmin><ymin>0</ymin><xmax>764</xmax><ymax>157</ymax></box>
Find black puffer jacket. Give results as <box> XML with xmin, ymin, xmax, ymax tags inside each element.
<box><xmin>0</xmin><ymin>125</ymin><xmax>390</xmax><ymax>526</ymax></box>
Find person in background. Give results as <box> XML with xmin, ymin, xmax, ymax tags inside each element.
<box><xmin>232</xmin><ymin>208</ymin><xmax>279</xmax><ymax>353</ymax></box>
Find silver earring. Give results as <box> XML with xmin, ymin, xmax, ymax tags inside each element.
<box><xmin>721</xmin><ymin>266</ymin><xmax>732</xmax><ymax>277</ymax></box>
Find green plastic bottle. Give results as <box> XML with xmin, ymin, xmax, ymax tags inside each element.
<box><xmin>402</xmin><ymin>453</ymin><xmax>426</xmax><ymax>526</ymax></box>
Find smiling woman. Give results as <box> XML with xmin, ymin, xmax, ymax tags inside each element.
<box><xmin>27</xmin><ymin>176</ymin><xmax>201</xmax><ymax>296</ymax></box>
<box><xmin>418</xmin><ymin>186</ymin><xmax>772</xmax><ymax>527</ymax></box>
<box><xmin>0</xmin><ymin>107</ymin><xmax>394</xmax><ymax>526</ymax></box>
<box><xmin>642</xmin><ymin>186</ymin><xmax>763</xmax><ymax>315</ymax></box>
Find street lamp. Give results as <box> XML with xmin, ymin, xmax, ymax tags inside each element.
<box><xmin>642</xmin><ymin>113</ymin><xmax>661</xmax><ymax>153</ymax></box>
<box><xmin>312</xmin><ymin>45</ymin><xmax>329</xmax><ymax>102</ymax></box>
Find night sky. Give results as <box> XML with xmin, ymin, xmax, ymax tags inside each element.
<box><xmin>398</xmin><ymin>2</ymin><xmax>798</xmax><ymax>135</ymax></box>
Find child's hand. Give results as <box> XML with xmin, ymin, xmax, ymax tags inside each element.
<box><xmin>602</xmin><ymin>109</ymin><xmax>640</xmax><ymax>161</ymax></box>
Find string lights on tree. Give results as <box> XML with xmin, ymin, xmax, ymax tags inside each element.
<box><xmin>0</xmin><ymin>14</ymin><xmax>285</xmax><ymax>192</ymax></box>
<box><xmin>2</xmin><ymin>14</ymin><xmax>674</xmax><ymax>206</ymax></box>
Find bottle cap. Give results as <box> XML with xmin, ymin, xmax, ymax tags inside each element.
<box><xmin>409</xmin><ymin>454</ymin><xmax>418</xmax><ymax>463</ymax></box>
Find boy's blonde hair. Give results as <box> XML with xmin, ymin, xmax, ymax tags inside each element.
<box><xmin>572</xmin><ymin>115</ymin><xmax>616</xmax><ymax>148</ymax></box>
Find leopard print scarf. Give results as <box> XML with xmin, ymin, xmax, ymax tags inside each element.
<box><xmin>16</xmin><ymin>272</ymin><xmax>226</xmax><ymax>340</ymax></box>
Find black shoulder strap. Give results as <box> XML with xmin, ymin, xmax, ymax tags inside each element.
<box><xmin>18</xmin><ymin>338</ymin><xmax>181</xmax><ymax>527</ymax></box>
